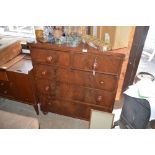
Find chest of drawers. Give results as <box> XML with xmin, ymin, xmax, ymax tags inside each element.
<box><xmin>29</xmin><ymin>43</ymin><xmax>125</xmax><ymax>120</ymax></box>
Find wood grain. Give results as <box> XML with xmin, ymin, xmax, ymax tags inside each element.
<box><xmin>29</xmin><ymin>43</ymin><xmax>125</xmax><ymax>120</ymax></box>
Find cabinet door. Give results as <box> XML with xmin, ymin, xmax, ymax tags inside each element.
<box><xmin>7</xmin><ymin>71</ymin><xmax>36</xmax><ymax>104</ymax></box>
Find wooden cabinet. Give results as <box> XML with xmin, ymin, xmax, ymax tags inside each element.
<box><xmin>0</xmin><ymin>55</ymin><xmax>38</xmax><ymax>114</ymax></box>
<box><xmin>29</xmin><ymin>43</ymin><xmax>125</xmax><ymax>120</ymax></box>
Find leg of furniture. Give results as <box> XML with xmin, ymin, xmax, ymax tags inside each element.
<box><xmin>33</xmin><ymin>104</ymin><xmax>39</xmax><ymax>115</ymax></box>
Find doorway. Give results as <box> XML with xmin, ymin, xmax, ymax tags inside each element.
<box><xmin>137</xmin><ymin>26</ymin><xmax>155</xmax><ymax>76</ymax></box>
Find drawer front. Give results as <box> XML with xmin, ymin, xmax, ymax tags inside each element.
<box><xmin>55</xmin><ymin>68</ymin><xmax>118</xmax><ymax>91</ymax></box>
<box><xmin>39</xmin><ymin>95</ymin><xmax>54</xmax><ymax>106</ymax></box>
<box><xmin>33</xmin><ymin>64</ymin><xmax>55</xmax><ymax>80</ymax></box>
<box><xmin>55</xmin><ymin>83</ymin><xmax>115</xmax><ymax>107</ymax></box>
<box><xmin>72</xmin><ymin>53</ymin><xmax>122</xmax><ymax>74</ymax></box>
<box><xmin>39</xmin><ymin>96</ymin><xmax>112</xmax><ymax>120</ymax></box>
<box><xmin>36</xmin><ymin>79</ymin><xmax>55</xmax><ymax>95</ymax></box>
<box><xmin>31</xmin><ymin>49</ymin><xmax>70</xmax><ymax>67</ymax></box>
<box><xmin>0</xmin><ymin>81</ymin><xmax>12</xmax><ymax>96</ymax></box>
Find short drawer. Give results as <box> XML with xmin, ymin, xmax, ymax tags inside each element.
<box><xmin>35</xmin><ymin>79</ymin><xmax>55</xmax><ymax>95</ymax></box>
<box><xmin>72</xmin><ymin>53</ymin><xmax>123</xmax><ymax>74</ymax></box>
<box><xmin>33</xmin><ymin>64</ymin><xmax>55</xmax><ymax>80</ymax></box>
<box><xmin>39</xmin><ymin>95</ymin><xmax>54</xmax><ymax>106</ymax></box>
<box><xmin>31</xmin><ymin>49</ymin><xmax>70</xmax><ymax>67</ymax></box>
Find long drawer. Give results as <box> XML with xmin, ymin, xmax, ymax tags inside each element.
<box><xmin>31</xmin><ymin>49</ymin><xmax>70</xmax><ymax>67</ymax></box>
<box><xmin>39</xmin><ymin>96</ymin><xmax>112</xmax><ymax>120</ymax></box>
<box><xmin>36</xmin><ymin>80</ymin><xmax>115</xmax><ymax>107</ymax></box>
<box><xmin>33</xmin><ymin>65</ymin><xmax>118</xmax><ymax>91</ymax></box>
<box><xmin>55</xmin><ymin>83</ymin><xmax>115</xmax><ymax>107</ymax></box>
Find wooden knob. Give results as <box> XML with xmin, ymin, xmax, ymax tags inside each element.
<box><xmin>4</xmin><ymin>90</ymin><xmax>7</xmax><ymax>94</ymax></box>
<box><xmin>41</xmin><ymin>71</ymin><xmax>46</xmax><ymax>75</ymax></box>
<box><xmin>45</xmin><ymin>86</ymin><xmax>50</xmax><ymax>91</ymax></box>
<box><xmin>97</xmin><ymin>96</ymin><xmax>102</xmax><ymax>102</ymax></box>
<box><xmin>26</xmin><ymin>98</ymin><xmax>29</xmax><ymax>101</ymax></box>
<box><xmin>48</xmin><ymin>102</ymin><xmax>52</xmax><ymax>105</ymax></box>
<box><xmin>0</xmin><ymin>82</ymin><xmax>4</xmax><ymax>86</ymax></box>
<box><xmin>10</xmin><ymin>82</ymin><xmax>13</xmax><ymax>87</ymax></box>
<box><xmin>100</xmin><ymin>81</ymin><xmax>104</xmax><ymax>84</ymax></box>
<box><xmin>46</xmin><ymin>56</ymin><xmax>53</xmax><ymax>63</ymax></box>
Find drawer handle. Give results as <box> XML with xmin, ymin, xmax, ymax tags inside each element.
<box><xmin>0</xmin><ymin>82</ymin><xmax>4</xmax><ymax>86</ymax></box>
<box><xmin>92</xmin><ymin>57</ymin><xmax>98</xmax><ymax>76</ymax></box>
<box><xmin>45</xmin><ymin>86</ymin><xmax>50</xmax><ymax>91</ymax></box>
<box><xmin>41</xmin><ymin>71</ymin><xmax>47</xmax><ymax>76</ymax></box>
<box><xmin>46</xmin><ymin>56</ymin><xmax>53</xmax><ymax>63</ymax></box>
<box><xmin>100</xmin><ymin>81</ymin><xmax>104</xmax><ymax>84</ymax></box>
<box><xmin>97</xmin><ymin>96</ymin><xmax>103</xmax><ymax>102</ymax></box>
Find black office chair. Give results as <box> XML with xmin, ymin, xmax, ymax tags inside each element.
<box><xmin>114</xmin><ymin>94</ymin><xmax>151</xmax><ymax>129</ymax></box>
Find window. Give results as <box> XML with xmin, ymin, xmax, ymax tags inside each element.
<box><xmin>0</xmin><ymin>26</ymin><xmax>35</xmax><ymax>38</ymax></box>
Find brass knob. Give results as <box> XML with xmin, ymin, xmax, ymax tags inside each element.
<box><xmin>41</xmin><ymin>71</ymin><xmax>46</xmax><ymax>75</ymax></box>
<box><xmin>46</xmin><ymin>56</ymin><xmax>53</xmax><ymax>63</ymax></box>
<box><xmin>45</xmin><ymin>86</ymin><xmax>50</xmax><ymax>91</ymax></box>
<box><xmin>97</xmin><ymin>95</ymin><xmax>102</xmax><ymax>102</ymax></box>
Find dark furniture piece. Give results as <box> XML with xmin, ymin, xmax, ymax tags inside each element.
<box><xmin>0</xmin><ymin>42</ymin><xmax>38</xmax><ymax>114</ymax></box>
<box><xmin>114</xmin><ymin>94</ymin><xmax>151</xmax><ymax>129</ymax></box>
<box><xmin>29</xmin><ymin>43</ymin><xmax>125</xmax><ymax>120</ymax></box>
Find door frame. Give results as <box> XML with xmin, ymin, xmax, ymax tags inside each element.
<box><xmin>123</xmin><ymin>26</ymin><xmax>149</xmax><ymax>91</ymax></box>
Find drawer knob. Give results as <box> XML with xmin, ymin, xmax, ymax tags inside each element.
<box><xmin>41</xmin><ymin>71</ymin><xmax>46</xmax><ymax>75</ymax></box>
<box><xmin>100</xmin><ymin>81</ymin><xmax>104</xmax><ymax>84</ymax></box>
<box><xmin>45</xmin><ymin>86</ymin><xmax>50</xmax><ymax>91</ymax></box>
<box><xmin>97</xmin><ymin>96</ymin><xmax>103</xmax><ymax>102</ymax></box>
<box><xmin>46</xmin><ymin>56</ymin><xmax>53</xmax><ymax>62</ymax></box>
<box><xmin>4</xmin><ymin>90</ymin><xmax>7</xmax><ymax>94</ymax></box>
<box><xmin>0</xmin><ymin>82</ymin><xmax>4</xmax><ymax>86</ymax></box>
<box><xmin>48</xmin><ymin>102</ymin><xmax>52</xmax><ymax>105</ymax></box>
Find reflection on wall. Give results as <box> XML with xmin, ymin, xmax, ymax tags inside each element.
<box><xmin>90</xmin><ymin>26</ymin><xmax>133</xmax><ymax>50</ymax></box>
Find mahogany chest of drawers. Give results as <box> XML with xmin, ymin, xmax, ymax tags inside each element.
<box><xmin>29</xmin><ymin>43</ymin><xmax>125</xmax><ymax>120</ymax></box>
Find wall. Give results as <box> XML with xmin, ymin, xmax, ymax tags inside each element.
<box><xmin>93</xmin><ymin>26</ymin><xmax>132</xmax><ymax>50</ymax></box>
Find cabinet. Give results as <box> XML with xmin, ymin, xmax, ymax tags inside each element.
<box><xmin>0</xmin><ymin>55</ymin><xmax>38</xmax><ymax>114</ymax></box>
<box><xmin>29</xmin><ymin>43</ymin><xmax>125</xmax><ymax>120</ymax></box>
